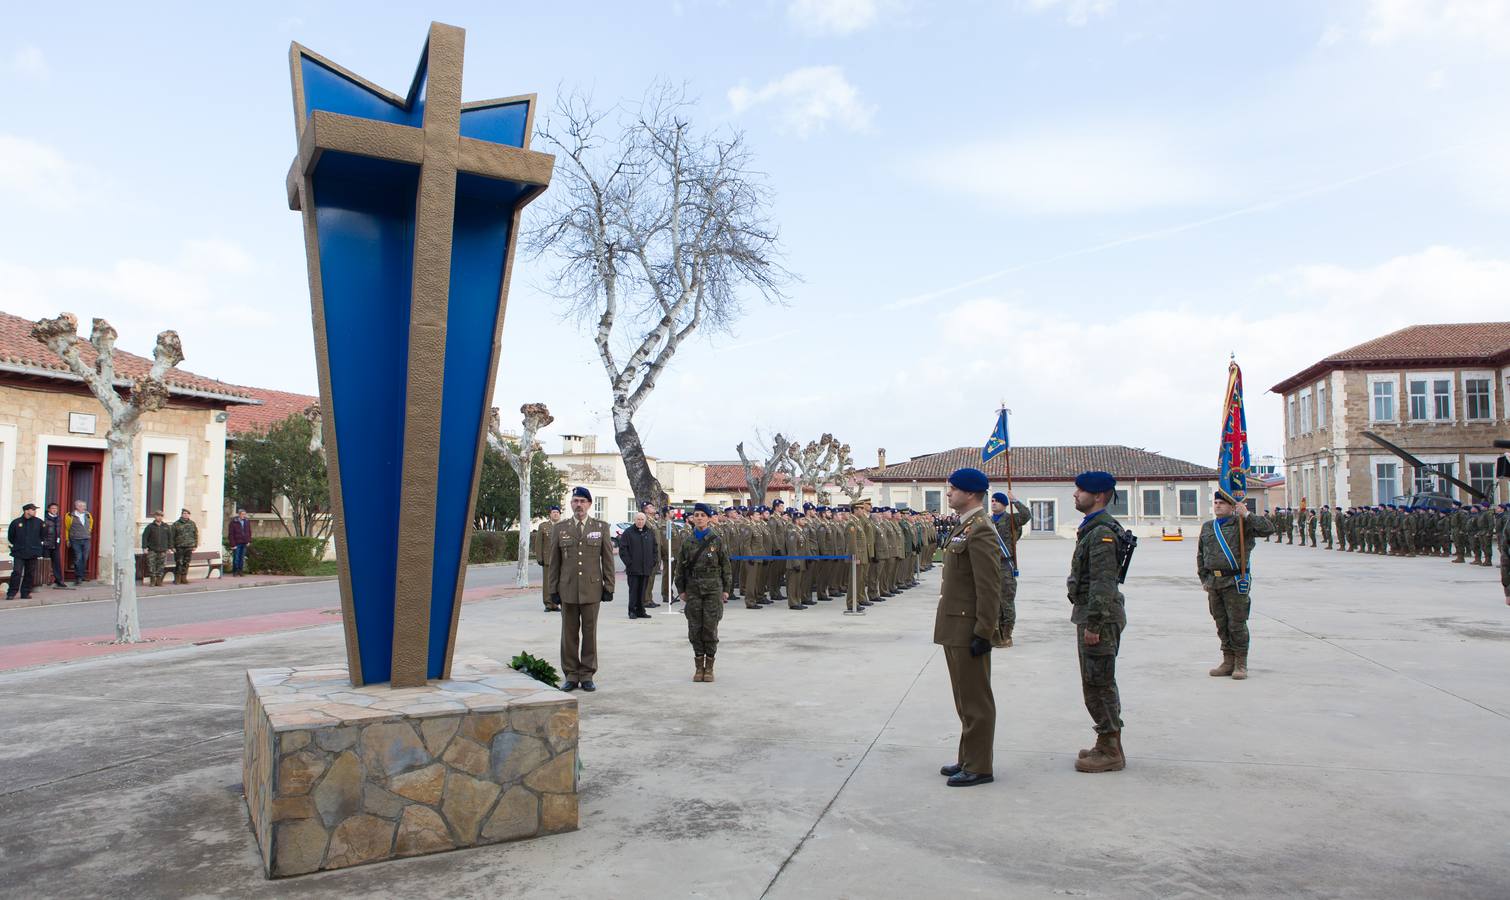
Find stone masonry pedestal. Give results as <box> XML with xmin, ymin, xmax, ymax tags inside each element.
<box><xmin>242</xmin><ymin>656</ymin><xmax>578</xmax><ymax>877</ymax></box>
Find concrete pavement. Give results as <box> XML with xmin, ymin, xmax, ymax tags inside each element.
<box><xmin>0</xmin><ymin>538</ymin><xmax>1507</xmax><ymax>897</ymax></box>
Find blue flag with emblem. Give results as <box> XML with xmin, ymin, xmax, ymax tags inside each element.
<box><xmin>982</xmin><ymin>409</ymin><xmax>1010</xmax><ymax>462</ymax></box>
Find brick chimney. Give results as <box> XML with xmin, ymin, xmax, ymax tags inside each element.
<box><xmin>877</xmin><ymin>448</ymin><xmax>887</xmax><ymax>469</ymax></box>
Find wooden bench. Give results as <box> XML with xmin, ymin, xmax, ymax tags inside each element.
<box><xmin>134</xmin><ymin>550</ymin><xmax>223</xmax><ymax>581</ymax></box>
<box><xmin>1</xmin><ymin>557</ymin><xmax>56</xmax><ymax>590</ymax></box>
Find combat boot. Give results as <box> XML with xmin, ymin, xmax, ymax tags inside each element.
<box><xmin>1209</xmin><ymin>652</ymin><xmax>1234</xmax><ymax>677</ymax></box>
<box><xmin>1231</xmin><ymin>653</ymin><xmax>1248</xmax><ymax>680</ymax></box>
<box><xmin>693</xmin><ymin>656</ymin><xmax>705</xmax><ymax>682</ymax></box>
<box><xmin>1075</xmin><ymin>732</ymin><xmax>1125</xmax><ymax>773</ymax></box>
<box><xmin>703</xmin><ymin>657</ymin><xmax>715</xmax><ymax>682</ymax></box>
<box><xmin>1003</xmin><ymin>625</ymin><xmax>1013</xmax><ymax>648</ymax></box>
<box><xmin>1077</xmin><ymin>732</ymin><xmax>1107</xmax><ymax>759</ymax></box>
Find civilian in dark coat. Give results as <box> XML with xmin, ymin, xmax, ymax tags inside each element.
<box><xmin>227</xmin><ymin>509</ymin><xmax>253</xmax><ymax>576</ymax></box>
<box><xmin>7</xmin><ymin>504</ymin><xmax>46</xmax><ymax>600</ymax></box>
<box><xmin>618</xmin><ymin>512</ymin><xmax>658</xmax><ymax>620</ymax></box>
<box><xmin>42</xmin><ymin>503</ymin><xmax>67</xmax><ymax>588</ymax></box>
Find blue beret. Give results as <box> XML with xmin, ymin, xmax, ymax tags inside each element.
<box><xmin>771</xmin><ymin>499</ymin><xmax>785</xmax><ymax>507</ymax></box>
<box><xmin>548</xmin><ymin>505</ymin><xmax>561</xmax><ymax>512</ymax></box>
<box><xmin>803</xmin><ymin>502</ymin><xmax>815</xmax><ymax>510</ymax></box>
<box><xmin>948</xmin><ymin>467</ymin><xmax>989</xmax><ymax>494</ymax></box>
<box><xmin>816</xmin><ymin>506</ymin><xmax>828</xmax><ymax>512</ymax></box>
<box><xmin>693</xmin><ymin>503</ymin><xmax>713</xmax><ymax>516</ymax></box>
<box><xmin>571</xmin><ymin>486</ymin><xmax>592</xmax><ymax>501</ymax></box>
<box><xmin>1074</xmin><ymin>471</ymin><xmax>1116</xmax><ymax>493</ymax></box>
<box><xmin>991</xmin><ymin>492</ymin><xmax>1009</xmax><ymax>506</ymax></box>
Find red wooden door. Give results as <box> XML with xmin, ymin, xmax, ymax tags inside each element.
<box><xmin>47</xmin><ymin>447</ymin><xmax>105</xmax><ymax>581</ymax></box>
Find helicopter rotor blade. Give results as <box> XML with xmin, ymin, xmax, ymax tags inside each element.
<box><xmin>1360</xmin><ymin>431</ymin><xmax>1489</xmax><ymax>501</ymax></box>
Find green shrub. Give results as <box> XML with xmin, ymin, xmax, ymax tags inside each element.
<box><xmin>510</xmin><ymin>651</ymin><xmax>560</xmax><ymax>687</ymax></box>
<box><xmin>468</xmin><ymin>530</ymin><xmax>520</xmax><ymax>564</ymax></box>
<box><xmin>246</xmin><ymin>537</ymin><xmax>326</xmax><ymax>575</ymax></box>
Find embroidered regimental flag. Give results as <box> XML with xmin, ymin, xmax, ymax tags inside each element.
<box><xmin>982</xmin><ymin>409</ymin><xmax>1010</xmax><ymax>462</ymax></box>
<box><xmin>1218</xmin><ymin>360</ymin><xmax>1250</xmax><ymax>501</ymax></box>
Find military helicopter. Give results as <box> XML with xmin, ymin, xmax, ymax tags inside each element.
<box><xmin>1361</xmin><ymin>431</ymin><xmax>1496</xmax><ymax>511</ymax></box>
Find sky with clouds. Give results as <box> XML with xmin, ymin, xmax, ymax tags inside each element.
<box><xmin>4</xmin><ymin>0</ymin><xmax>1509</xmax><ymax>470</ymax></box>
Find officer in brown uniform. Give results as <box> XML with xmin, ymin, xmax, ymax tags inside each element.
<box><xmin>536</xmin><ymin>506</ymin><xmax>562</xmax><ymax>611</ymax></box>
<box><xmin>547</xmin><ymin>486</ymin><xmax>616</xmax><ymax>692</ymax></box>
<box><xmin>935</xmin><ymin>467</ymin><xmax>1002</xmax><ymax>787</ymax></box>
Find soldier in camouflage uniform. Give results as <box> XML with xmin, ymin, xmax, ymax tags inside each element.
<box><xmin>1320</xmin><ymin>506</ymin><xmax>1333</xmax><ymax>549</ymax></box>
<box><xmin>1498</xmin><ymin>504</ymin><xmax>1510</xmax><ymax>605</ymax></box>
<box><xmin>141</xmin><ymin>511</ymin><xmax>172</xmax><ymax>587</ymax></box>
<box><xmin>1067</xmin><ymin>471</ymin><xmax>1130</xmax><ymax>774</ymax></box>
<box><xmin>1480</xmin><ymin>504</ymin><xmax>1496</xmax><ymax>567</ymax></box>
<box><xmin>989</xmin><ymin>491</ymin><xmax>1030</xmax><ymax>648</ymax></box>
<box><xmin>1198</xmin><ymin>491</ymin><xmax>1275</xmax><ymax>680</ymax></box>
<box><xmin>171</xmin><ymin>509</ymin><xmax>198</xmax><ymax>584</ymax></box>
<box><xmin>676</xmin><ymin>504</ymin><xmax>732</xmax><ymax>682</ymax></box>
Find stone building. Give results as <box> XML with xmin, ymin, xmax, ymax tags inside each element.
<box><xmin>861</xmin><ymin>445</ymin><xmax>1220</xmax><ymax>538</ymax></box>
<box><xmin>543</xmin><ymin>435</ymin><xmax>709</xmax><ymax>526</ymax></box>
<box><xmin>0</xmin><ymin>310</ymin><xmax>255</xmax><ymax>581</ymax></box>
<box><xmin>1271</xmin><ymin>323</ymin><xmax>1510</xmax><ymax>508</ymax></box>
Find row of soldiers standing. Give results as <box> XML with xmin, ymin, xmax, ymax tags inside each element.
<box><xmin>1265</xmin><ymin>503</ymin><xmax>1505</xmax><ymax>565</ymax></box>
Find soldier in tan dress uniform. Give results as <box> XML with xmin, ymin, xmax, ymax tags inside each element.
<box><xmin>536</xmin><ymin>506</ymin><xmax>562</xmax><ymax>611</ymax></box>
<box><xmin>547</xmin><ymin>487</ymin><xmax>616</xmax><ymax>692</ymax></box>
<box><xmin>934</xmin><ymin>468</ymin><xmax>1001</xmax><ymax>787</ymax></box>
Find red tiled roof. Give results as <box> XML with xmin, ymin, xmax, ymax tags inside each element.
<box><xmin>704</xmin><ymin>464</ymin><xmax>797</xmax><ymax>492</ymax></box>
<box><xmin>1271</xmin><ymin>322</ymin><xmax>1510</xmax><ymax>393</ymax></box>
<box><xmin>864</xmin><ymin>446</ymin><xmax>1217</xmax><ymax>482</ymax></box>
<box><xmin>0</xmin><ymin>310</ymin><xmax>254</xmax><ymax>402</ymax></box>
<box><xmin>225</xmin><ymin>386</ymin><xmax>320</xmax><ymax>436</ymax></box>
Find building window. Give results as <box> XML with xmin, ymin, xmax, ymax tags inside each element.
<box><xmin>1109</xmin><ymin>489</ymin><xmax>1129</xmax><ymax>517</ymax></box>
<box><xmin>1465</xmin><ymin>377</ymin><xmax>1491</xmax><ymax>420</ymax></box>
<box><xmin>1142</xmin><ymin>488</ymin><xmax>1161</xmax><ymax>517</ymax></box>
<box><xmin>925</xmin><ymin>490</ymin><xmax>941</xmax><ymax>513</ymax></box>
<box><xmin>1469</xmin><ymin>461</ymin><xmax>1495</xmax><ymax>501</ymax></box>
<box><xmin>1287</xmin><ymin>396</ymin><xmax>1298</xmax><ymax>436</ymax></box>
<box><xmin>1433</xmin><ymin>378</ymin><xmax>1452</xmax><ymax>420</ymax></box>
<box><xmin>1371</xmin><ymin>380</ymin><xmax>1395</xmax><ymax>422</ymax></box>
<box><xmin>1408</xmin><ymin>379</ymin><xmax>1428</xmax><ymax>421</ymax></box>
<box><xmin>1178</xmin><ymin>489</ymin><xmax>1198</xmax><ymax>517</ymax></box>
<box><xmin>1413</xmin><ymin>463</ymin><xmax>1449</xmax><ymax>495</ymax></box>
<box><xmin>1299</xmin><ymin>390</ymin><xmax>1313</xmax><ymax>434</ymax></box>
<box><xmin>1375</xmin><ymin>462</ymin><xmax>1398</xmax><ymax>504</ymax></box>
<box><xmin>626</xmin><ymin>498</ymin><xmax>639</xmax><ymax>519</ymax></box>
<box><xmin>594</xmin><ymin>497</ymin><xmax>605</xmax><ymax>517</ymax></box>
<box><xmin>1316</xmin><ymin>382</ymin><xmax>1327</xmax><ymax>428</ymax></box>
<box><xmin>145</xmin><ymin>453</ymin><xmax>166</xmax><ymax>517</ymax></box>
<box><xmin>1030</xmin><ymin>500</ymin><xmax>1056</xmax><ymax>532</ymax></box>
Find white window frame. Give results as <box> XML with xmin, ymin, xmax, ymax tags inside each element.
<box><xmin>1367</xmin><ymin>374</ymin><xmax>1398</xmax><ymax>423</ymax></box>
<box><xmin>1028</xmin><ymin>499</ymin><xmax>1057</xmax><ymax>533</ymax></box>
<box><xmin>1109</xmin><ymin>488</ymin><xmax>1130</xmax><ymax>518</ymax></box>
<box><xmin>1409</xmin><ymin>454</ymin><xmax>1454</xmax><ymax>496</ymax></box>
<box><xmin>1287</xmin><ymin>395</ymin><xmax>1298</xmax><ymax>438</ymax></box>
<box><xmin>1405</xmin><ymin>371</ymin><xmax>1453</xmax><ymax>423</ymax></box>
<box><xmin>1462</xmin><ymin>370</ymin><xmax>1495</xmax><ymax>422</ymax></box>
<box><xmin>1371</xmin><ymin>457</ymin><xmax>1400</xmax><ymax>505</ymax></box>
<box><xmin>1315</xmin><ymin>380</ymin><xmax>1327</xmax><ymax>429</ymax></box>
<box><xmin>0</xmin><ymin>423</ymin><xmax>17</xmax><ymax>526</ymax></box>
<box><xmin>1465</xmin><ymin>454</ymin><xmax>1498</xmax><ymax>503</ymax></box>
<box><xmin>1140</xmin><ymin>487</ymin><xmax>1162</xmax><ymax>518</ymax></box>
<box><xmin>1298</xmin><ymin>388</ymin><xmax>1314</xmax><ymax>434</ymax></box>
<box><xmin>138</xmin><ymin>435</ymin><xmax>189</xmax><ymax>525</ymax></box>
<box><xmin>1503</xmin><ymin>367</ymin><xmax>1510</xmax><ymax>423</ymax></box>
<box><xmin>1177</xmin><ymin>487</ymin><xmax>1200</xmax><ymax>518</ymax></box>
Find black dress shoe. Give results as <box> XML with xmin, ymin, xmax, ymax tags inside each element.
<box><xmin>801</xmin><ymin>599</ymin><xmax>816</xmax><ymax>606</ymax></box>
<box><xmin>580</xmin><ymin>680</ymin><xmax>597</xmax><ymax>692</ymax></box>
<box><xmin>645</xmin><ymin>601</ymin><xmax>660</xmax><ymax>608</ymax></box>
<box><xmin>871</xmin><ymin>596</ymin><xmax>887</xmax><ymax>602</ymax></box>
<box><xmin>635</xmin><ymin>611</ymin><xmax>652</xmax><ymax>619</ymax></box>
<box><xmin>946</xmin><ymin>771</ymin><xmax>994</xmax><ymax>787</ymax></box>
<box><xmin>940</xmin><ymin>763</ymin><xmax>962</xmax><ymax>777</ymax></box>
<box><xmin>759</xmin><ymin>598</ymin><xmax>774</xmax><ymax>605</ymax></box>
<box><xmin>817</xmin><ymin>595</ymin><xmax>833</xmax><ymax>601</ymax></box>
<box><xmin>561</xmin><ymin>681</ymin><xmax>579</xmax><ymax>691</ymax></box>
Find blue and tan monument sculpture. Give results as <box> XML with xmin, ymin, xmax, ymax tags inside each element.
<box><xmin>242</xmin><ymin>23</ymin><xmax>578</xmax><ymax>877</ymax></box>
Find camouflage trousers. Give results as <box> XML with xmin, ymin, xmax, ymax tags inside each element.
<box><xmin>998</xmin><ymin>570</ymin><xmax>1018</xmax><ymax>634</ymax></box>
<box><xmin>684</xmin><ymin>589</ymin><xmax>723</xmax><ymax>657</ymax></box>
<box><xmin>1207</xmin><ymin>583</ymin><xmax>1252</xmax><ymax>653</ymax></box>
<box><xmin>1500</xmin><ymin>557</ymin><xmax>1510</xmax><ymax>597</ymax></box>
<box><xmin>147</xmin><ymin>551</ymin><xmax>167</xmax><ymax>579</ymax></box>
<box><xmin>173</xmin><ymin>547</ymin><xmax>194</xmax><ymax>580</ymax></box>
<box><xmin>1077</xmin><ymin>623</ymin><xmax>1124</xmax><ymax>735</ymax></box>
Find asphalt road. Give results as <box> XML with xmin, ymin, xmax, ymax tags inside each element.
<box><xmin>0</xmin><ymin>561</ymin><xmax>555</xmax><ymax>646</ymax></box>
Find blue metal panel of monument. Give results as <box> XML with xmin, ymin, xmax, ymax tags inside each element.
<box><xmin>311</xmin><ymin>153</ymin><xmax>417</xmax><ymax>685</ymax></box>
<box><xmin>301</xmin><ymin>58</ymin><xmax>424</xmax><ymax>127</ymax></box>
<box><xmin>428</xmin><ymin>173</ymin><xmax>532</xmax><ymax>677</ymax></box>
<box><xmin>459</xmin><ymin>101</ymin><xmax>530</xmax><ymax>146</ymax></box>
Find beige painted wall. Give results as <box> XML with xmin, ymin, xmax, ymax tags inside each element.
<box><xmin>0</xmin><ymin>382</ymin><xmax>228</xmax><ymax>580</ymax></box>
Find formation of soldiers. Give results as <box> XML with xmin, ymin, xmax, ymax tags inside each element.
<box><xmin>645</xmin><ymin>499</ymin><xmax>940</xmax><ymax>613</ymax></box>
<box><xmin>1265</xmin><ymin>502</ymin><xmax>1506</xmax><ymax>565</ymax></box>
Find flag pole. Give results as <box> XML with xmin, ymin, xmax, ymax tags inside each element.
<box><xmin>1227</xmin><ymin>362</ymin><xmax>1247</xmax><ymax>580</ymax></box>
<box><xmin>1001</xmin><ymin>405</ymin><xmax>1019</xmax><ymax>573</ymax></box>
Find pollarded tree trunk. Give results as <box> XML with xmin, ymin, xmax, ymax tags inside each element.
<box><xmin>489</xmin><ymin>403</ymin><xmax>555</xmax><ymax>589</ymax></box>
<box><xmin>32</xmin><ymin>314</ymin><xmax>182</xmax><ymax>644</ymax></box>
<box><xmin>613</xmin><ymin>408</ymin><xmax>666</xmax><ymax>508</ymax></box>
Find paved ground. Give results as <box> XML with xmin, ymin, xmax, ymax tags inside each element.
<box><xmin>0</xmin><ymin>538</ymin><xmax>1506</xmax><ymax>898</ymax></box>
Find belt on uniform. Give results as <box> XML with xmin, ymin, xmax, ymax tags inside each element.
<box><xmin>1211</xmin><ymin>568</ymin><xmax>1249</xmax><ymax>577</ymax></box>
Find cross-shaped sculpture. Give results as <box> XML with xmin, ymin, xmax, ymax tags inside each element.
<box><xmin>287</xmin><ymin>22</ymin><xmax>553</xmax><ymax>687</ymax></box>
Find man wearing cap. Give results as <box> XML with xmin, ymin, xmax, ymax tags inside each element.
<box><xmin>1067</xmin><ymin>471</ymin><xmax>1131</xmax><ymax>774</ymax></box>
<box><xmin>935</xmin><ymin>467</ymin><xmax>1001</xmax><ymax>787</ymax></box>
<box><xmin>1198</xmin><ymin>490</ymin><xmax>1274</xmax><ymax>680</ymax></box>
<box><xmin>677</xmin><ymin>503</ymin><xmax>732</xmax><ymax>682</ymax></box>
<box><xmin>536</xmin><ymin>506</ymin><xmax>563</xmax><ymax>610</ymax></box>
<box><xmin>6</xmin><ymin>503</ymin><xmax>45</xmax><ymax>600</ymax></box>
<box><xmin>990</xmin><ymin>491</ymin><xmax>1031</xmax><ymax>648</ymax></box>
<box><xmin>548</xmin><ymin>487</ymin><xmax>617</xmax><ymax>692</ymax></box>
<box><xmin>141</xmin><ymin>511</ymin><xmax>174</xmax><ymax>587</ymax></box>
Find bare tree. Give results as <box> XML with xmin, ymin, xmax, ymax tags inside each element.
<box><xmin>831</xmin><ymin>443</ymin><xmax>868</xmax><ymax>503</ymax></box>
<box><xmin>788</xmin><ymin>435</ymin><xmax>846</xmax><ymax>504</ymax></box>
<box><xmin>32</xmin><ymin>314</ymin><xmax>183</xmax><ymax>643</ymax></box>
<box><xmin>488</xmin><ymin>403</ymin><xmax>555</xmax><ymax>588</ymax></box>
<box><xmin>527</xmin><ymin>84</ymin><xmax>790</xmax><ymax>505</ymax></box>
<box><xmin>735</xmin><ymin>434</ymin><xmax>792</xmax><ymax>505</ymax></box>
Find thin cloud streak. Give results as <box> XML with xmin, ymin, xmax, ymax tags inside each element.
<box><xmin>887</xmin><ymin>143</ymin><xmax>1471</xmax><ymax>311</ymax></box>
